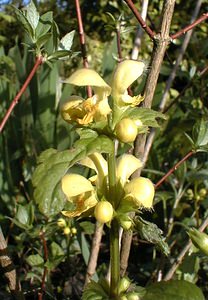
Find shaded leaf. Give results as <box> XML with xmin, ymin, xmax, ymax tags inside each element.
<box><xmin>26</xmin><ymin>254</ymin><xmax>44</xmax><ymax>267</ymax></box>
<box><xmin>135</xmin><ymin>216</ymin><xmax>170</xmax><ymax>256</ymax></box>
<box><xmin>142</xmin><ymin>280</ymin><xmax>205</xmax><ymax>300</ymax></box>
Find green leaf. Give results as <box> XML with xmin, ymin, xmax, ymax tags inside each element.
<box><xmin>23</xmin><ymin>1</ymin><xmax>39</xmax><ymax>32</ymax></box>
<box><xmin>192</xmin><ymin>119</ymin><xmax>208</xmax><ymax>147</ymax></box>
<box><xmin>32</xmin><ymin>135</ymin><xmax>113</xmax><ymax>217</ymax></box>
<box><xmin>26</xmin><ymin>254</ymin><xmax>44</xmax><ymax>267</ymax></box>
<box><xmin>15</xmin><ymin>203</ymin><xmax>34</xmax><ymax>227</ymax></box>
<box><xmin>135</xmin><ymin>217</ymin><xmax>170</xmax><ymax>256</ymax></box>
<box><xmin>50</xmin><ymin>241</ymin><xmax>64</xmax><ymax>258</ymax></box>
<box><xmin>52</xmin><ymin>20</ymin><xmax>60</xmax><ymax>51</ymax></box>
<box><xmin>36</xmin><ymin>33</ymin><xmax>51</xmax><ymax>49</ymax></box>
<box><xmin>58</xmin><ymin>30</ymin><xmax>75</xmax><ymax>51</ymax></box>
<box><xmin>142</xmin><ymin>280</ymin><xmax>205</xmax><ymax>300</ymax></box>
<box><xmin>35</xmin><ymin>11</ymin><xmax>53</xmax><ymax>38</ymax></box>
<box><xmin>12</xmin><ymin>5</ymin><xmax>34</xmax><ymax>37</ymax></box>
<box><xmin>82</xmin><ymin>279</ymin><xmax>109</xmax><ymax>300</ymax></box>
<box><xmin>48</xmin><ymin>50</ymin><xmax>71</xmax><ymax>60</ymax></box>
<box><xmin>126</xmin><ymin>107</ymin><xmax>166</xmax><ymax>127</ymax></box>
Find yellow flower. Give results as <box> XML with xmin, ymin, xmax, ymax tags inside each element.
<box><xmin>116</xmin><ymin>154</ymin><xmax>143</xmax><ymax>185</ymax></box>
<box><xmin>79</xmin><ymin>152</ymin><xmax>108</xmax><ymax>191</ymax></box>
<box><xmin>111</xmin><ymin>60</ymin><xmax>145</xmax><ymax>107</ymax></box>
<box><xmin>124</xmin><ymin>177</ymin><xmax>155</xmax><ymax>209</ymax></box>
<box><xmin>61</xmin><ymin>173</ymin><xmax>98</xmax><ymax>217</ymax></box>
<box><xmin>62</xmin><ymin>69</ymin><xmax>112</xmax><ymax>125</ymax></box>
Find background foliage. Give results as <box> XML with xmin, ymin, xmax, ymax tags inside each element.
<box><xmin>0</xmin><ymin>0</ymin><xmax>208</xmax><ymax>299</ymax></box>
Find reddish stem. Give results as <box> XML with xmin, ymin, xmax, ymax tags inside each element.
<box><xmin>171</xmin><ymin>13</ymin><xmax>208</xmax><ymax>40</ymax></box>
<box><xmin>74</xmin><ymin>0</ymin><xmax>92</xmax><ymax>98</ymax></box>
<box><xmin>38</xmin><ymin>232</ymin><xmax>48</xmax><ymax>300</ymax></box>
<box><xmin>116</xmin><ymin>27</ymin><xmax>122</xmax><ymax>61</ymax></box>
<box><xmin>155</xmin><ymin>150</ymin><xmax>195</xmax><ymax>189</ymax></box>
<box><xmin>0</xmin><ymin>56</ymin><xmax>43</xmax><ymax>133</ymax></box>
<box><xmin>124</xmin><ymin>0</ymin><xmax>155</xmax><ymax>40</ymax></box>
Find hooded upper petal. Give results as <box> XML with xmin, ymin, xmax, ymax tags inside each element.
<box><xmin>64</xmin><ymin>68</ymin><xmax>111</xmax><ymax>97</ymax></box>
<box><xmin>116</xmin><ymin>154</ymin><xmax>143</xmax><ymax>185</ymax></box>
<box><xmin>112</xmin><ymin>60</ymin><xmax>145</xmax><ymax>95</ymax></box>
<box><xmin>62</xmin><ymin>173</ymin><xmax>94</xmax><ymax>199</ymax></box>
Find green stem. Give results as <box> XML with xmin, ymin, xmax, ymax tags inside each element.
<box><xmin>110</xmin><ymin>219</ymin><xmax>120</xmax><ymax>298</ymax></box>
<box><xmin>107</xmin><ymin>142</ymin><xmax>120</xmax><ymax>298</ymax></box>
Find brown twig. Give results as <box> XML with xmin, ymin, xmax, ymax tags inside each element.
<box><xmin>85</xmin><ymin>222</ymin><xmax>103</xmax><ymax>286</ymax></box>
<box><xmin>155</xmin><ymin>150</ymin><xmax>195</xmax><ymax>189</ymax></box>
<box><xmin>0</xmin><ymin>56</ymin><xmax>43</xmax><ymax>133</ymax></box>
<box><xmin>131</xmin><ymin>0</ymin><xmax>149</xmax><ymax>60</ymax></box>
<box><xmin>120</xmin><ymin>0</ymin><xmax>177</xmax><ymax>276</ymax></box>
<box><xmin>38</xmin><ymin>232</ymin><xmax>48</xmax><ymax>300</ymax></box>
<box><xmin>116</xmin><ymin>26</ymin><xmax>122</xmax><ymax>62</ymax></box>
<box><xmin>0</xmin><ymin>226</ymin><xmax>24</xmax><ymax>299</ymax></box>
<box><xmin>171</xmin><ymin>12</ymin><xmax>208</xmax><ymax>40</ymax></box>
<box><xmin>74</xmin><ymin>0</ymin><xmax>92</xmax><ymax>98</ymax></box>
<box><xmin>163</xmin><ymin>214</ymin><xmax>208</xmax><ymax>281</ymax></box>
<box><xmin>124</xmin><ymin>0</ymin><xmax>155</xmax><ymax>40</ymax></box>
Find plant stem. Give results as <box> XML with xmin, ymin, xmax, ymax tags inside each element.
<box><xmin>110</xmin><ymin>219</ymin><xmax>120</xmax><ymax>298</ymax></box>
<box><xmin>0</xmin><ymin>56</ymin><xmax>43</xmax><ymax>133</ymax></box>
<box><xmin>107</xmin><ymin>142</ymin><xmax>120</xmax><ymax>298</ymax></box>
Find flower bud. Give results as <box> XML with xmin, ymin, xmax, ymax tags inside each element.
<box><xmin>188</xmin><ymin>228</ymin><xmax>208</xmax><ymax>256</ymax></box>
<box><xmin>115</xmin><ymin>118</ymin><xmax>138</xmax><ymax>143</ymax></box>
<box><xmin>118</xmin><ymin>276</ymin><xmax>131</xmax><ymax>294</ymax></box>
<box><xmin>63</xmin><ymin>227</ymin><xmax>71</xmax><ymax>235</ymax></box>
<box><xmin>94</xmin><ymin>201</ymin><xmax>114</xmax><ymax>224</ymax></box>
<box><xmin>57</xmin><ymin>218</ymin><xmax>66</xmax><ymax>228</ymax></box>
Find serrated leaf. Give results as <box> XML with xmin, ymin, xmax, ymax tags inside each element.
<box><xmin>136</xmin><ymin>217</ymin><xmax>170</xmax><ymax>256</ymax></box>
<box><xmin>142</xmin><ymin>280</ymin><xmax>205</xmax><ymax>300</ymax></box>
<box><xmin>35</xmin><ymin>11</ymin><xmax>53</xmax><ymax>38</ymax></box>
<box><xmin>32</xmin><ymin>135</ymin><xmax>114</xmax><ymax>217</ymax></box>
<box><xmin>23</xmin><ymin>1</ymin><xmax>39</xmax><ymax>32</ymax></box>
<box><xmin>192</xmin><ymin>119</ymin><xmax>208</xmax><ymax>147</ymax></box>
<box><xmin>26</xmin><ymin>254</ymin><xmax>44</xmax><ymax>267</ymax></box>
<box><xmin>58</xmin><ymin>30</ymin><xmax>75</xmax><ymax>51</ymax></box>
<box><xmin>115</xmin><ymin>107</ymin><xmax>166</xmax><ymax>130</ymax></box>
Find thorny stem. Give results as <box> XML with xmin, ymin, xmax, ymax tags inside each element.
<box><xmin>155</xmin><ymin>150</ymin><xmax>195</xmax><ymax>189</ymax></box>
<box><xmin>38</xmin><ymin>232</ymin><xmax>48</xmax><ymax>300</ymax></box>
<box><xmin>74</xmin><ymin>0</ymin><xmax>92</xmax><ymax>98</ymax></box>
<box><xmin>0</xmin><ymin>56</ymin><xmax>43</xmax><ymax>133</ymax></box>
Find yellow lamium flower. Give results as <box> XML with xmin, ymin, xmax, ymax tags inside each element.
<box><xmin>124</xmin><ymin>177</ymin><xmax>155</xmax><ymax>209</ymax></box>
<box><xmin>79</xmin><ymin>152</ymin><xmax>108</xmax><ymax>190</ymax></box>
<box><xmin>116</xmin><ymin>154</ymin><xmax>143</xmax><ymax>185</ymax></box>
<box><xmin>61</xmin><ymin>173</ymin><xmax>98</xmax><ymax>217</ymax></box>
<box><xmin>62</xmin><ymin>69</ymin><xmax>112</xmax><ymax>125</ymax></box>
<box><xmin>111</xmin><ymin>60</ymin><xmax>145</xmax><ymax>107</ymax></box>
